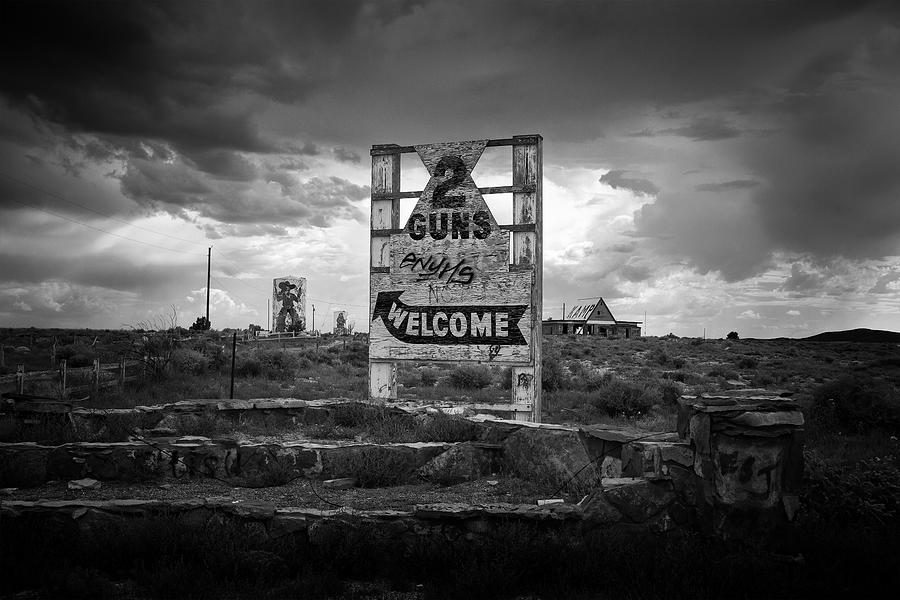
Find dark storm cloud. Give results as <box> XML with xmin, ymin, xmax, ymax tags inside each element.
<box><xmin>634</xmin><ymin>191</ymin><xmax>772</xmax><ymax>282</ymax></box>
<box><xmin>600</xmin><ymin>170</ymin><xmax>659</xmax><ymax>197</ymax></box>
<box><xmin>745</xmin><ymin>20</ymin><xmax>900</xmax><ymax>262</ymax></box>
<box><xmin>2</xmin><ymin>0</ymin><xmax>899</xmax><ymax>290</ymax></box>
<box><xmin>0</xmin><ymin>0</ymin><xmax>352</xmax><ymax>153</ymax></box>
<box><xmin>628</xmin><ymin>6</ymin><xmax>900</xmax><ymax>279</ymax></box>
<box><xmin>658</xmin><ymin>118</ymin><xmax>742</xmax><ymax>141</ymax></box>
<box><xmin>780</xmin><ymin>264</ymin><xmax>825</xmax><ymax>293</ymax></box>
<box><xmin>695</xmin><ymin>180</ymin><xmax>759</xmax><ymax>192</ymax></box>
<box><xmin>185</xmin><ymin>150</ymin><xmax>258</xmax><ymax>182</ymax></box>
<box><xmin>619</xmin><ymin>262</ymin><xmax>653</xmax><ymax>283</ymax></box>
<box><xmin>0</xmin><ymin>248</ymin><xmax>200</xmax><ymax>297</ymax></box>
<box><xmin>120</xmin><ymin>152</ymin><xmax>368</xmax><ymax>226</ymax></box>
<box><xmin>333</xmin><ymin>147</ymin><xmax>362</xmax><ymax>164</ymax></box>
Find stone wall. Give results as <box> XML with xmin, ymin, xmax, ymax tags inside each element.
<box><xmin>1</xmin><ymin>392</ymin><xmax>805</xmax><ymax>539</ymax></box>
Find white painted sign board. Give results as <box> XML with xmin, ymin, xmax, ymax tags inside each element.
<box><xmin>368</xmin><ymin>136</ymin><xmax>543</xmax><ymax>421</ymax></box>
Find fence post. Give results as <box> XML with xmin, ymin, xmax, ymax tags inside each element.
<box><xmin>91</xmin><ymin>358</ymin><xmax>100</xmax><ymax>398</ymax></box>
<box><xmin>50</xmin><ymin>338</ymin><xmax>56</xmax><ymax>367</ymax></box>
<box><xmin>0</xmin><ymin>344</ymin><xmax>5</xmax><ymax>369</ymax></box>
<box><xmin>16</xmin><ymin>364</ymin><xmax>25</xmax><ymax>394</ymax></box>
<box><xmin>118</xmin><ymin>356</ymin><xmax>126</xmax><ymax>391</ymax></box>
<box><xmin>59</xmin><ymin>359</ymin><xmax>67</xmax><ymax>395</ymax></box>
<box><xmin>230</xmin><ymin>332</ymin><xmax>237</xmax><ymax>400</ymax></box>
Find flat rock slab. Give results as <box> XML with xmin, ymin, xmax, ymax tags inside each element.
<box><xmin>0</xmin><ymin>440</ymin><xmax>454</xmax><ymax>488</ymax></box>
<box><xmin>502</xmin><ymin>427</ymin><xmax>600</xmax><ymax>494</ymax></box>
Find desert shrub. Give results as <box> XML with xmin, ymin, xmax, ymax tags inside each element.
<box><xmin>253</xmin><ymin>348</ymin><xmax>300</xmax><ymax>380</ymax></box>
<box><xmin>542</xmin><ymin>354</ymin><xmax>567</xmax><ymax>392</ymax></box>
<box><xmin>658</xmin><ymin>382</ymin><xmax>682</xmax><ymax>405</ymax></box>
<box><xmin>328</xmin><ymin>446</ymin><xmax>414</xmax><ymax>487</ymax></box>
<box><xmin>305</xmin><ymin>422</ymin><xmax>357</xmax><ymax>440</ymax></box>
<box><xmin>662</xmin><ymin>371</ymin><xmax>686</xmax><ymax>382</ymax></box>
<box><xmin>56</xmin><ymin>343</ymin><xmax>96</xmax><ymax>368</ymax></box>
<box><xmin>808</xmin><ymin>375</ymin><xmax>900</xmax><ymax>434</ymax></box>
<box><xmin>448</xmin><ymin>364</ymin><xmax>493</xmax><ymax>389</ymax></box>
<box><xmin>173</xmin><ymin>412</ymin><xmax>222</xmax><ymax>437</ymax></box>
<box><xmin>499</xmin><ymin>367</ymin><xmax>513</xmax><ymax>390</ymax></box>
<box><xmin>706</xmin><ymin>366</ymin><xmax>739</xmax><ymax>380</ymax></box>
<box><xmin>803</xmin><ymin>451</ymin><xmax>900</xmax><ymax>527</ymax></box>
<box><xmin>578</xmin><ymin>369</ymin><xmax>612</xmax><ymax>393</ymax></box>
<box><xmin>330</xmin><ymin>402</ymin><xmax>374</xmax><ymax>427</ymax></box>
<box><xmin>170</xmin><ymin>348</ymin><xmax>208</xmax><ymax>375</ymax></box>
<box><xmin>590</xmin><ymin>376</ymin><xmax>657</xmax><ymax>417</ymax></box>
<box><xmin>341</xmin><ymin>340</ymin><xmax>369</xmax><ymax>367</ymax></box>
<box><xmin>397</xmin><ymin>370</ymin><xmax>420</xmax><ymax>388</ymax></box>
<box><xmin>235</xmin><ymin>355</ymin><xmax>262</xmax><ymax>377</ymax></box>
<box><xmin>726</xmin><ymin>331</ymin><xmax>739</xmax><ymax>340</ymax></box>
<box><xmin>647</xmin><ymin>348</ymin><xmax>669</xmax><ymax>366</ymax></box>
<box><xmin>753</xmin><ymin>373</ymin><xmax>775</xmax><ymax>387</ymax></box>
<box><xmin>735</xmin><ymin>355</ymin><xmax>759</xmax><ymax>369</ymax></box>
<box><xmin>670</xmin><ymin>356</ymin><xmax>686</xmax><ymax>369</ymax></box>
<box><xmin>420</xmin><ymin>367</ymin><xmax>440</xmax><ymax>387</ymax></box>
<box><xmin>366</xmin><ymin>412</ymin><xmax>420</xmax><ymax>443</ymax></box>
<box><xmin>418</xmin><ymin>412</ymin><xmax>480</xmax><ymax>442</ymax></box>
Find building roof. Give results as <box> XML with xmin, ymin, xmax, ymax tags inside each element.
<box><xmin>546</xmin><ymin>297</ymin><xmax>641</xmax><ymax>327</ymax></box>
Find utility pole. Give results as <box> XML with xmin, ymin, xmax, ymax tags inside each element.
<box><xmin>312</xmin><ymin>304</ymin><xmax>316</xmax><ymax>335</ymax></box>
<box><xmin>266</xmin><ymin>298</ymin><xmax>270</xmax><ymax>331</ymax></box>
<box><xmin>206</xmin><ymin>247</ymin><xmax>211</xmax><ymax>328</ymax></box>
<box><xmin>644</xmin><ymin>310</ymin><xmax>647</xmax><ymax>336</ymax></box>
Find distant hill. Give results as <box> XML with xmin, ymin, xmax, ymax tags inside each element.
<box><xmin>804</xmin><ymin>328</ymin><xmax>900</xmax><ymax>343</ymax></box>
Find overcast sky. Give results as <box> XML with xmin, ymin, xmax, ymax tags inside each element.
<box><xmin>1</xmin><ymin>0</ymin><xmax>898</xmax><ymax>338</ymax></box>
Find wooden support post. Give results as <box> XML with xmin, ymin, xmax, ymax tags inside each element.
<box><xmin>118</xmin><ymin>356</ymin><xmax>126</xmax><ymax>391</ymax></box>
<box><xmin>369</xmin><ymin>145</ymin><xmax>400</xmax><ymax>402</ymax></box>
<box><xmin>511</xmin><ymin>135</ymin><xmax>543</xmax><ymax>422</ymax></box>
<box><xmin>16</xmin><ymin>364</ymin><xmax>25</xmax><ymax>394</ymax></box>
<box><xmin>0</xmin><ymin>344</ymin><xmax>5</xmax><ymax>369</ymax></box>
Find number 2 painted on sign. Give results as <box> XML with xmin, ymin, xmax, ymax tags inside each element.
<box><xmin>432</xmin><ymin>154</ymin><xmax>467</xmax><ymax>209</ymax></box>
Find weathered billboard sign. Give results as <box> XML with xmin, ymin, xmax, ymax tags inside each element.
<box><xmin>369</xmin><ymin>135</ymin><xmax>543</xmax><ymax>421</ymax></box>
<box><xmin>272</xmin><ymin>276</ymin><xmax>306</xmax><ymax>332</ymax></box>
<box><xmin>333</xmin><ymin>310</ymin><xmax>348</xmax><ymax>335</ymax></box>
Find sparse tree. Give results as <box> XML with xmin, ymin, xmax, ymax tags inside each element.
<box><xmin>190</xmin><ymin>316</ymin><xmax>211</xmax><ymax>331</ymax></box>
<box><xmin>128</xmin><ymin>306</ymin><xmax>181</xmax><ymax>378</ymax></box>
<box><xmin>726</xmin><ymin>331</ymin><xmax>740</xmax><ymax>340</ymax></box>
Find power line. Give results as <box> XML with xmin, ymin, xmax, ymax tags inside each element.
<box><xmin>209</xmin><ymin>276</ymin><xmax>257</xmax><ymax>311</ymax></box>
<box><xmin>210</xmin><ymin>269</ymin><xmax>370</xmax><ymax>310</ymax></box>
<box><xmin>0</xmin><ymin>171</ymin><xmax>208</xmax><ymax>247</ymax></box>
<box><xmin>4</xmin><ymin>195</ymin><xmax>206</xmax><ymax>257</ymax></box>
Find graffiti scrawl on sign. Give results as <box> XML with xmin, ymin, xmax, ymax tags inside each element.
<box><xmin>370</xmin><ymin>139</ymin><xmax>533</xmax><ymax>363</ymax></box>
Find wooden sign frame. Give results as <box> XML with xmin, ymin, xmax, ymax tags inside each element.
<box><xmin>368</xmin><ymin>135</ymin><xmax>543</xmax><ymax>422</ymax></box>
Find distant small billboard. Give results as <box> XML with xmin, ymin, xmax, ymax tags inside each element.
<box><xmin>273</xmin><ymin>276</ymin><xmax>306</xmax><ymax>332</ymax></box>
<box><xmin>334</xmin><ymin>310</ymin><xmax>348</xmax><ymax>335</ymax></box>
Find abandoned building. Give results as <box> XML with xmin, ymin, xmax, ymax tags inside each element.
<box><xmin>542</xmin><ymin>297</ymin><xmax>642</xmax><ymax>338</ymax></box>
